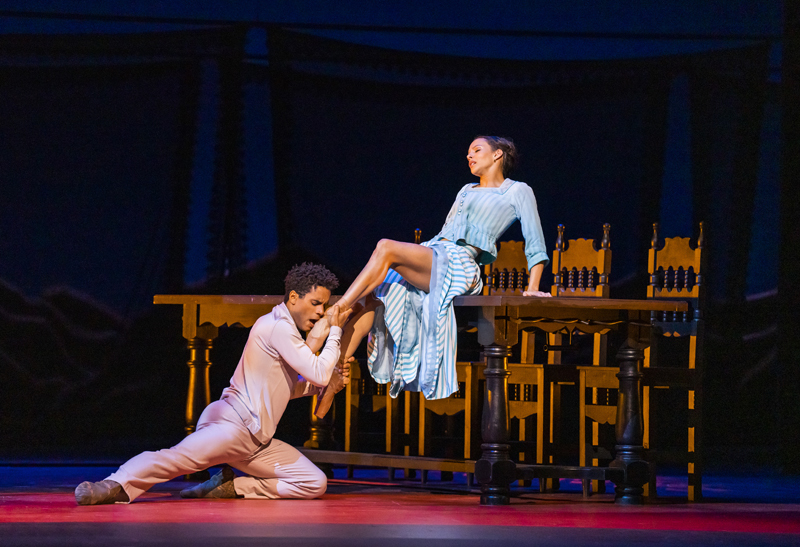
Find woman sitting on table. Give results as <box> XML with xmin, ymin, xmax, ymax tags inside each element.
<box><xmin>336</xmin><ymin>135</ymin><xmax>551</xmax><ymax>402</ymax></box>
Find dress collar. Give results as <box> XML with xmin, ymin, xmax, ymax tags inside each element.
<box><xmin>467</xmin><ymin>178</ymin><xmax>515</xmax><ymax>193</ymax></box>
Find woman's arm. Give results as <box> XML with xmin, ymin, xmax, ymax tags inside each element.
<box><xmin>512</xmin><ymin>184</ymin><xmax>552</xmax><ymax>297</ymax></box>
<box><xmin>523</xmin><ymin>262</ymin><xmax>550</xmax><ymax>297</ymax></box>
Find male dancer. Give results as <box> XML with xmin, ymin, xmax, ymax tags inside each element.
<box><xmin>75</xmin><ymin>262</ymin><xmax>351</xmax><ymax>504</ymax></box>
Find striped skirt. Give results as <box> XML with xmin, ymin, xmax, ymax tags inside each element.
<box><xmin>366</xmin><ymin>240</ymin><xmax>483</xmax><ymax>400</ymax></box>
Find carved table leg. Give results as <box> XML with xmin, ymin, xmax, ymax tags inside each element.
<box><xmin>475</xmin><ymin>345</ymin><xmax>515</xmax><ymax>505</ymax></box>
<box><xmin>609</xmin><ymin>343</ymin><xmax>649</xmax><ymax>504</ymax></box>
<box><xmin>185</xmin><ymin>337</ymin><xmax>214</xmax><ymax>435</ymax></box>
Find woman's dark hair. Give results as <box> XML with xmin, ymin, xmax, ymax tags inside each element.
<box><xmin>284</xmin><ymin>262</ymin><xmax>339</xmax><ymax>301</ymax></box>
<box><xmin>475</xmin><ymin>135</ymin><xmax>518</xmax><ymax>178</ymax></box>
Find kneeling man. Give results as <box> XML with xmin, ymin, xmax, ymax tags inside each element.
<box><xmin>75</xmin><ymin>263</ymin><xmax>350</xmax><ymax>504</ymax></box>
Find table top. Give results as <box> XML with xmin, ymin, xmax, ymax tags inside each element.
<box><xmin>453</xmin><ymin>295</ymin><xmax>688</xmax><ymax>312</ymax></box>
<box><xmin>154</xmin><ymin>294</ymin><xmax>289</xmax><ymax>305</ymax></box>
<box><xmin>154</xmin><ymin>294</ymin><xmax>688</xmax><ymax>312</ymax></box>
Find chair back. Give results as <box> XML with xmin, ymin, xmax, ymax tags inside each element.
<box><xmin>647</xmin><ymin>222</ymin><xmax>704</xmax><ymax>301</ymax></box>
<box><xmin>483</xmin><ymin>240</ymin><xmax>528</xmax><ymax>295</ymax></box>
<box><xmin>551</xmin><ymin>224</ymin><xmax>611</xmax><ymax>298</ymax></box>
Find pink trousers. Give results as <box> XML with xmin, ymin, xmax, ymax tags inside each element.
<box><xmin>106</xmin><ymin>400</ymin><xmax>326</xmax><ymax>502</ymax></box>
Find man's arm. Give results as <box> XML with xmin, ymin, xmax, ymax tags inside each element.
<box><xmin>313</xmin><ymin>356</ymin><xmax>353</xmax><ymax>418</ymax></box>
<box><xmin>287</xmin><ymin>316</ymin><xmax>335</xmax><ymax>399</ymax></box>
<box><xmin>270</xmin><ymin>320</ymin><xmax>342</xmax><ymax>387</ymax></box>
<box><xmin>270</xmin><ymin>304</ymin><xmax>351</xmax><ymax>387</ymax></box>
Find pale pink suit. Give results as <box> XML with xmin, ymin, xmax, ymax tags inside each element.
<box><xmin>106</xmin><ymin>302</ymin><xmax>341</xmax><ymax>501</ymax></box>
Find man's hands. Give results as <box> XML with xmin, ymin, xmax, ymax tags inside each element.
<box><xmin>313</xmin><ymin>356</ymin><xmax>354</xmax><ymax>418</ymax></box>
<box><xmin>334</xmin><ymin>356</ymin><xmax>353</xmax><ymax>386</ymax></box>
<box><xmin>327</xmin><ymin>356</ymin><xmax>353</xmax><ymax>394</ymax></box>
<box><xmin>305</xmin><ymin>314</ymin><xmax>331</xmax><ymax>354</ymax></box>
<box><xmin>309</xmin><ymin>303</ymin><xmax>353</xmax><ymax>419</ymax></box>
<box><xmin>306</xmin><ymin>303</ymin><xmax>353</xmax><ymax>353</ymax></box>
<box><xmin>325</xmin><ymin>303</ymin><xmax>352</xmax><ymax>329</ymax></box>
<box><xmin>308</xmin><ymin>314</ymin><xmax>331</xmax><ymax>340</ymax></box>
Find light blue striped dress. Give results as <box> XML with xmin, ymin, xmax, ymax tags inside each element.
<box><xmin>367</xmin><ymin>179</ymin><xmax>550</xmax><ymax>400</ymax></box>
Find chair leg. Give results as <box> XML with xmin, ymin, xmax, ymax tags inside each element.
<box><xmin>688</xmin><ymin>331</ymin><xmax>704</xmax><ymax>501</ymax></box>
<box><xmin>579</xmin><ymin>369</ymin><xmax>587</xmax><ymax>469</ymax></box>
<box><xmin>418</xmin><ymin>397</ymin><xmax>428</xmax><ymax>457</ymax></box>
<box><xmin>644</xmin><ymin>461</ymin><xmax>657</xmax><ymax>499</ymax></box>
<box><xmin>442</xmin><ymin>414</ymin><xmax>456</xmax><ymax>481</ymax></box>
<box><xmin>643</xmin><ymin>384</ymin><xmax>657</xmax><ymax>500</ymax></box>
<box><xmin>688</xmin><ymin>387</ymin><xmax>703</xmax><ymax>501</ymax></box>
<box><xmin>517</xmin><ymin>417</ymin><xmax>532</xmax><ymax>487</ymax></box>
<box><xmin>403</xmin><ymin>391</ymin><xmax>417</xmax><ymax>479</ymax></box>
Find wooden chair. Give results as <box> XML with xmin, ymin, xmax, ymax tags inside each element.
<box><xmin>643</xmin><ymin>222</ymin><xmax>706</xmax><ymax>501</ymax></box>
<box><xmin>577</xmin><ymin>365</ymin><xmax>619</xmax><ymax>494</ymax></box>
<box><xmin>551</xmin><ymin>223</ymin><xmax>612</xmax><ymax>299</ymax></box>
<box><xmin>382</xmin><ymin>230</ymin><xmax>424</xmax><ymax>478</ymax></box>
<box><xmin>487</xmin><ymin>232</ymin><xmax>613</xmax><ymax>490</ymax></box>
<box><xmin>418</xmin><ymin>361</ymin><xmax>481</xmax><ymax>461</ymax></box>
<box><xmin>344</xmin><ymin>360</ymin><xmax>388</xmax><ymax>452</ymax></box>
<box><xmin>542</xmin><ymin>224</ymin><xmax>614</xmax><ymax>490</ymax></box>
<box><xmin>342</xmin><ymin>359</ymin><xmax>392</xmax><ymax>476</ymax></box>
<box><xmin>483</xmin><ymin>239</ymin><xmax>529</xmax><ymax>296</ymax></box>
<box><xmin>482</xmin><ymin>240</ymin><xmax>546</xmax><ymax>474</ymax></box>
<box><xmin>418</xmin><ymin>240</ymin><xmax>545</xmax><ymax>481</ymax></box>
<box><xmin>343</xmin><ymin>229</ymin><xmax>424</xmax><ymax>480</ymax></box>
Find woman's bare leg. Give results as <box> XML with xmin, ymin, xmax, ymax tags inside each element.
<box><xmin>339</xmin><ymin>295</ymin><xmax>382</xmax><ymax>361</ymax></box>
<box><xmin>339</xmin><ymin>239</ymin><xmax>434</xmax><ymax>311</ymax></box>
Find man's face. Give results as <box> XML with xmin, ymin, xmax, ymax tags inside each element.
<box><xmin>286</xmin><ymin>285</ymin><xmax>332</xmax><ymax>332</ymax></box>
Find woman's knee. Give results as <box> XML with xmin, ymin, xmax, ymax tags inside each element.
<box><xmin>372</xmin><ymin>238</ymin><xmax>398</xmax><ymax>262</ymax></box>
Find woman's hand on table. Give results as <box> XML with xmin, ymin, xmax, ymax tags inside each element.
<box><xmin>523</xmin><ymin>290</ymin><xmax>552</xmax><ymax>297</ymax></box>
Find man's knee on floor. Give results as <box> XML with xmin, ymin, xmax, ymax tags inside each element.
<box><xmin>303</xmin><ymin>467</ymin><xmax>327</xmax><ymax>499</ymax></box>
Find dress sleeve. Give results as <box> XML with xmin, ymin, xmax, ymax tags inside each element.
<box><xmin>511</xmin><ymin>183</ymin><xmax>550</xmax><ymax>270</ymax></box>
<box><xmin>436</xmin><ymin>184</ymin><xmax>470</xmax><ymax>235</ymax></box>
<box><xmin>269</xmin><ymin>321</ymin><xmax>342</xmax><ymax>387</ymax></box>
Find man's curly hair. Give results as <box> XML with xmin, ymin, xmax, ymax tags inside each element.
<box><xmin>283</xmin><ymin>262</ymin><xmax>339</xmax><ymax>302</ymax></box>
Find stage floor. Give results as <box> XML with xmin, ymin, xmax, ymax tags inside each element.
<box><xmin>2</xmin><ymin>465</ymin><xmax>800</xmax><ymax>546</ymax></box>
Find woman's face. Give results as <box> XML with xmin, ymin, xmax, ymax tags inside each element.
<box><xmin>467</xmin><ymin>138</ymin><xmax>501</xmax><ymax>177</ymax></box>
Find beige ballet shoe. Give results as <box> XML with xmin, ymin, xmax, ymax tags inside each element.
<box><xmin>74</xmin><ymin>479</ymin><xmax>129</xmax><ymax>505</ymax></box>
<box><xmin>180</xmin><ymin>466</ymin><xmax>238</xmax><ymax>499</ymax></box>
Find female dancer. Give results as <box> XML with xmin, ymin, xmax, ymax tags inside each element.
<box><xmin>338</xmin><ymin>136</ymin><xmax>551</xmax><ymax>401</ymax></box>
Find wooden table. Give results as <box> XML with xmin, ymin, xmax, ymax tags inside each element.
<box><xmin>452</xmin><ymin>294</ymin><xmax>688</xmax><ymax>505</ymax></box>
<box><xmin>154</xmin><ymin>293</ymin><xmax>688</xmax><ymax>505</ymax></box>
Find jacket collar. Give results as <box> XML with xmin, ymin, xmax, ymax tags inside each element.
<box><xmin>274</xmin><ymin>301</ymin><xmax>298</xmax><ymax>331</ymax></box>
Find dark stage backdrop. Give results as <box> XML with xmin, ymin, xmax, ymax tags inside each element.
<box><xmin>0</xmin><ymin>29</ymin><xmax>247</xmax><ymax>456</ymax></box>
<box><xmin>268</xmin><ymin>31</ymin><xmax>776</xmax><ymax>453</ymax></box>
<box><xmin>270</xmin><ymin>31</ymin><xmax>769</xmax><ymax>301</ymax></box>
<box><xmin>281</xmin><ymin>73</ymin><xmax>663</xmax><ymax>289</ymax></box>
<box><xmin>0</xmin><ymin>63</ymin><xmax>184</xmax><ymax>315</ymax></box>
<box><xmin>0</xmin><ymin>27</ymin><xmax>779</xmax><ymax>461</ymax></box>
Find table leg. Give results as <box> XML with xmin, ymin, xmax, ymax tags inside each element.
<box><xmin>185</xmin><ymin>337</ymin><xmax>214</xmax><ymax>435</ymax></box>
<box><xmin>475</xmin><ymin>345</ymin><xmax>515</xmax><ymax>505</ymax></box>
<box><xmin>609</xmin><ymin>343</ymin><xmax>649</xmax><ymax>504</ymax></box>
